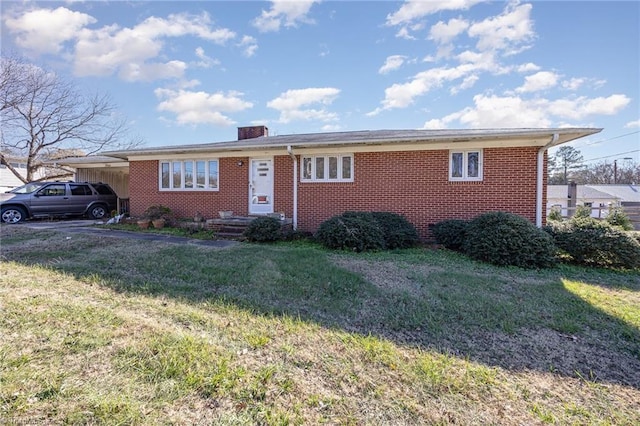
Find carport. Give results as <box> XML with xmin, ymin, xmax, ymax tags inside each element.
<box><xmin>53</xmin><ymin>155</ymin><xmax>130</xmax><ymax>213</ymax></box>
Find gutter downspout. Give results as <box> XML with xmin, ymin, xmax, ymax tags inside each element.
<box><xmin>536</xmin><ymin>133</ymin><xmax>559</xmax><ymax>227</ymax></box>
<box><xmin>287</xmin><ymin>145</ymin><xmax>298</xmax><ymax>230</ymax></box>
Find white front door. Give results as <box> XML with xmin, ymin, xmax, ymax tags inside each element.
<box><xmin>249</xmin><ymin>158</ymin><xmax>274</xmax><ymax>215</ymax></box>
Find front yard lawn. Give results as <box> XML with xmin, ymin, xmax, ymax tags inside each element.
<box><xmin>1</xmin><ymin>226</ymin><xmax>638</xmax><ymax>424</ymax></box>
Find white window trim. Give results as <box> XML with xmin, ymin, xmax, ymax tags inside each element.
<box><xmin>300</xmin><ymin>154</ymin><xmax>354</xmax><ymax>182</ymax></box>
<box><xmin>449</xmin><ymin>149</ymin><xmax>483</xmax><ymax>182</ymax></box>
<box><xmin>159</xmin><ymin>159</ymin><xmax>219</xmax><ymax>191</ymax></box>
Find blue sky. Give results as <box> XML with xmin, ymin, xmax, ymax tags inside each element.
<box><xmin>2</xmin><ymin>1</ymin><xmax>638</xmax><ymax>166</ymax></box>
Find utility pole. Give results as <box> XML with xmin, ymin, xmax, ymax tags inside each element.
<box><xmin>614</xmin><ymin>157</ymin><xmax>633</xmax><ymax>184</ymax></box>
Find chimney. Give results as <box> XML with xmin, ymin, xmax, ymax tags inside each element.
<box><xmin>238</xmin><ymin>125</ymin><xmax>268</xmax><ymax>140</ymax></box>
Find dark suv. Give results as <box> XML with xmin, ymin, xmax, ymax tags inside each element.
<box><xmin>0</xmin><ymin>181</ymin><xmax>118</xmax><ymax>223</ymax></box>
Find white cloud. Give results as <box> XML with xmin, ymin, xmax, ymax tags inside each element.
<box><xmin>450</xmin><ymin>94</ymin><xmax>553</xmax><ymax>128</ymax></box>
<box><xmin>120</xmin><ymin>61</ymin><xmax>188</xmax><ymax>82</ymax></box>
<box><xmin>3</xmin><ymin>6</ymin><xmax>96</xmax><ymax>55</ymax></box>
<box><xmin>388</xmin><ymin>1</ymin><xmax>478</xmax><ymax>39</ymax></box>
<box><xmin>386</xmin><ymin>0</ymin><xmax>482</xmax><ymax>26</ymax></box>
<box><xmin>369</xmin><ymin>58</ymin><xmax>500</xmax><ymax>115</ymax></box>
<box><xmin>423</xmin><ymin>118</ymin><xmax>447</xmax><ymax>129</ymax></box>
<box><xmin>154</xmin><ymin>88</ymin><xmax>253</xmax><ymax>126</ymax></box>
<box><xmin>428</xmin><ymin>18</ymin><xmax>469</xmax><ymax>44</ymax></box>
<box><xmin>450</xmin><ymin>74</ymin><xmax>479</xmax><ymax>94</ymax></box>
<box><xmin>561</xmin><ymin>77</ymin><xmax>585</xmax><ymax>91</ymax></box>
<box><xmin>396</xmin><ymin>26</ymin><xmax>417</xmax><ymax>40</ymax></box>
<box><xmin>516</xmin><ymin>62</ymin><xmax>541</xmax><ymax>73</ymax></box>
<box><xmin>372</xmin><ymin>2</ymin><xmax>539</xmax><ymax>114</ymax></box>
<box><xmin>267</xmin><ymin>88</ymin><xmax>340</xmax><ymax>123</ymax></box>
<box><xmin>422</xmin><ymin>93</ymin><xmax>631</xmax><ymax>129</ymax></box>
<box><xmin>73</xmin><ymin>12</ymin><xmax>235</xmax><ymax>81</ymax></box>
<box><xmin>547</xmin><ymin>94</ymin><xmax>630</xmax><ymax>120</ymax></box>
<box><xmin>238</xmin><ymin>35</ymin><xmax>258</xmax><ymax>57</ymax></box>
<box><xmin>625</xmin><ymin>120</ymin><xmax>640</xmax><ymax>128</ymax></box>
<box><xmin>252</xmin><ymin>0</ymin><xmax>320</xmax><ymax>33</ymax></box>
<box><xmin>4</xmin><ymin>7</ymin><xmax>236</xmax><ymax>82</ymax></box>
<box><xmin>516</xmin><ymin>71</ymin><xmax>559</xmax><ymax>93</ymax></box>
<box><xmin>468</xmin><ymin>3</ymin><xmax>534</xmax><ymax>54</ymax></box>
<box><xmin>379</xmin><ymin>55</ymin><xmax>407</xmax><ymax>74</ymax></box>
<box><xmin>194</xmin><ymin>47</ymin><xmax>220</xmax><ymax>68</ymax></box>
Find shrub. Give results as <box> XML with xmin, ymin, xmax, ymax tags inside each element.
<box><xmin>605</xmin><ymin>206</ymin><xmax>634</xmax><ymax>231</ymax></box>
<box><xmin>143</xmin><ymin>205</ymin><xmax>177</xmax><ymax>226</ymax></box>
<box><xmin>547</xmin><ymin>206</ymin><xmax>563</xmax><ymax>222</ymax></box>
<box><xmin>315</xmin><ymin>214</ymin><xmax>385</xmax><ymax>252</ymax></box>
<box><xmin>243</xmin><ymin>216</ymin><xmax>282</xmax><ymax>242</ymax></box>
<box><xmin>431</xmin><ymin>219</ymin><xmax>469</xmax><ymax>251</ymax></box>
<box><xmin>545</xmin><ymin>217</ymin><xmax>640</xmax><ymax>270</ymax></box>
<box><xmin>370</xmin><ymin>212</ymin><xmax>420</xmax><ymax>249</ymax></box>
<box><xmin>573</xmin><ymin>205</ymin><xmax>593</xmax><ymax>219</ymax></box>
<box><xmin>462</xmin><ymin>211</ymin><xmax>556</xmax><ymax>269</ymax></box>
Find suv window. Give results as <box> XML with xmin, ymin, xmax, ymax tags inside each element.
<box><xmin>70</xmin><ymin>184</ymin><xmax>93</xmax><ymax>196</ymax></box>
<box><xmin>93</xmin><ymin>184</ymin><xmax>116</xmax><ymax>195</ymax></box>
<box><xmin>38</xmin><ymin>184</ymin><xmax>66</xmax><ymax>196</ymax></box>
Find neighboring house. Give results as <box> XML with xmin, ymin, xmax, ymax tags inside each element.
<box><xmin>548</xmin><ymin>184</ymin><xmax>640</xmax><ymax>214</ymax></box>
<box><xmin>547</xmin><ymin>183</ymin><xmax>640</xmax><ymax>228</ymax></box>
<box><xmin>0</xmin><ymin>158</ymin><xmax>47</xmax><ymax>192</ymax></box>
<box><xmin>547</xmin><ymin>185</ymin><xmax>620</xmax><ymax>218</ymax></box>
<box><xmin>58</xmin><ymin>126</ymin><xmax>600</xmax><ymax>239</ymax></box>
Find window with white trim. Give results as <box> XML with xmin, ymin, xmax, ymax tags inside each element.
<box><xmin>160</xmin><ymin>159</ymin><xmax>219</xmax><ymax>190</ymax></box>
<box><xmin>449</xmin><ymin>150</ymin><xmax>483</xmax><ymax>181</ymax></box>
<box><xmin>301</xmin><ymin>154</ymin><xmax>353</xmax><ymax>182</ymax></box>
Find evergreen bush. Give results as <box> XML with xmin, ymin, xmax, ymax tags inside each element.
<box><xmin>573</xmin><ymin>205</ymin><xmax>592</xmax><ymax>219</ymax></box>
<box><xmin>431</xmin><ymin>219</ymin><xmax>469</xmax><ymax>251</ymax></box>
<box><xmin>370</xmin><ymin>212</ymin><xmax>420</xmax><ymax>249</ymax></box>
<box><xmin>462</xmin><ymin>211</ymin><xmax>556</xmax><ymax>269</ymax></box>
<box><xmin>547</xmin><ymin>206</ymin><xmax>563</xmax><ymax>222</ymax></box>
<box><xmin>604</xmin><ymin>206</ymin><xmax>634</xmax><ymax>231</ymax></box>
<box><xmin>545</xmin><ymin>217</ymin><xmax>640</xmax><ymax>270</ymax></box>
<box><xmin>314</xmin><ymin>214</ymin><xmax>385</xmax><ymax>252</ymax></box>
<box><xmin>243</xmin><ymin>216</ymin><xmax>282</xmax><ymax>242</ymax></box>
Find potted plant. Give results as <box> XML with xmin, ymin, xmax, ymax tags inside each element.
<box><xmin>137</xmin><ymin>218</ymin><xmax>151</xmax><ymax>229</ymax></box>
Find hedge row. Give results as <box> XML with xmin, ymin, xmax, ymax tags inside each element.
<box><xmin>432</xmin><ymin>211</ymin><xmax>639</xmax><ymax>270</ymax></box>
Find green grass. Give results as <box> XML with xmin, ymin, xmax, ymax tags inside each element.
<box><xmin>1</xmin><ymin>225</ymin><xmax>639</xmax><ymax>424</ymax></box>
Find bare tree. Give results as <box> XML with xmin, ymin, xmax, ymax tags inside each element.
<box><xmin>573</xmin><ymin>160</ymin><xmax>639</xmax><ymax>185</ymax></box>
<box><xmin>0</xmin><ymin>55</ymin><xmax>143</xmax><ymax>183</ymax></box>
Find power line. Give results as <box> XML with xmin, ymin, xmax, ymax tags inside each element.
<box><xmin>578</xmin><ymin>130</ymin><xmax>640</xmax><ymax>147</ymax></box>
<box><xmin>579</xmin><ymin>149</ymin><xmax>640</xmax><ymax>164</ymax></box>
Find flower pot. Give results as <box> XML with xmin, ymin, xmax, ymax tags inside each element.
<box><xmin>152</xmin><ymin>218</ymin><xmax>166</xmax><ymax>229</ymax></box>
<box><xmin>137</xmin><ymin>220</ymin><xmax>150</xmax><ymax>229</ymax></box>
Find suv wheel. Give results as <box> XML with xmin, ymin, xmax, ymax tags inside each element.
<box><xmin>88</xmin><ymin>204</ymin><xmax>107</xmax><ymax>219</ymax></box>
<box><xmin>1</xmin><ymin>206</ymin><xmax>26</xmax><ymax>224</ymax></box>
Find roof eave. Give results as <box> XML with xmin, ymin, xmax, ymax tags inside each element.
<box><xmin>101</xmin><ymin>128</ymin><xmax>603</xmax><ymax>160</ymax></box>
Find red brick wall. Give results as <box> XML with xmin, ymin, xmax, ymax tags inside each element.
<box><xmin>129</xmin><ymin>147</ymin><xmax>544</xmax><ymax>239</ymax></box>
<box><xmin>130</xmin><ymin>157</ymin><xmax>250</xmax><ymax>220</ymax></box>
<box><xmin>296</xmin><ymin>147</ymin><xmax>542</xmax><ymax>238</ymax></box>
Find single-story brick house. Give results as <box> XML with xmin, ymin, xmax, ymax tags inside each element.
<box><xmin>60</xmin><ymin>126</ymin><xmax>600</xmax><ymax>239</ymax></box>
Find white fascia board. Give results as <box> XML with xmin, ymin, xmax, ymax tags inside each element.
<box><xmin>124</xmin><ymin>137</ymin><xmax>551</xmax><ymax>161</ymax></box>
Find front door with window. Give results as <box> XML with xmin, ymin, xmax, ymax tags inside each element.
<box><xmin>249</xmin><ymin>158</ymin><xmax>274</xmax><ymax>215</ymax></box>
